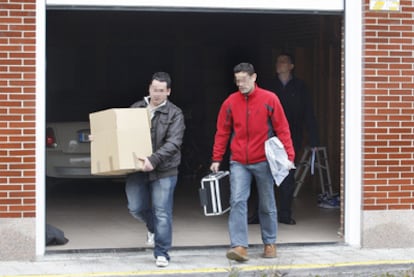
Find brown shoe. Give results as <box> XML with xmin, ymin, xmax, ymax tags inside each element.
<box><xmin>226</xmin><ymin>246</ymin><xmax>249</xmax><ymax>262</ymax></box>
<box><xmin>263</xmin><ymin>244</ymin><xmax>277</xmax><ymax>258</ymax></box>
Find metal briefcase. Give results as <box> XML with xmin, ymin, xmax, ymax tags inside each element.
<box><xmin>199</xmin><ymin>171</ymin><xmax>231</xmax><ymax>216</ymax></box>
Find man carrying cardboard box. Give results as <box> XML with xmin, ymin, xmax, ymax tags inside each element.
<box><xmin>125</xmin><ymin>72</ymin><xmax>185</xmax><ymax>267</ymax></box>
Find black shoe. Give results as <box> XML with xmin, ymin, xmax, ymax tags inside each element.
<box><xmin>278</xmin><ymin>218</ymin><xmax>296</xmax><ymax>225</ymax></box>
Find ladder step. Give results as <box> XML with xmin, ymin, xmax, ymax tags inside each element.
<box><xmin>293</xmin><ymin>146</ymin><xmax>333</xmax><ymax>197</ymax></box>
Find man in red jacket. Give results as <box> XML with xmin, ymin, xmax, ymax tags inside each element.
<box><xmin>210</xmin><ymin>63</ymin><xmax>295</xmax><ymax>262</ymax></box>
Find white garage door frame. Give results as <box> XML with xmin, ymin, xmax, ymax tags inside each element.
<box><xmin>46</xmin><ymin>0</ymin><xmax>344</xmax><ymax>11</ymax></box>
<box><xmin>35</xmin><ymin>0</ymin><xmax>362</xmax><ymax>256</ymax></box>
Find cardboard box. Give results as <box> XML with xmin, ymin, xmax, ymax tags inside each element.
<box><xmin>89</xmin><ymin>108</ymin><xmax>152</xmax><ymax>175</ymax></box>
<box><xmin>199</xmin><ymin>171</ymin><xmax>231</xmax><ymax>216</ymax></box>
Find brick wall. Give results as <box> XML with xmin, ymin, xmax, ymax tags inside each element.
<box><xmin>0</xmin><ymin>0</ymin><xmax>413</xmax><ymax>252</ymax></box>
<box><xmin>363</xmin><ymin>0</ymin><xmax>414</xmax><ymax>210</ymax></box>
<box><xmin>0</xmin><ymin>0</ymin><xmax>36</xmax><ymax>218</ymax></box>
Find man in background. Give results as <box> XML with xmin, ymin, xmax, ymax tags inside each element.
<box><xmin>264</xmin><ymin>52</ymin><xmax>319</xmax><ymax>225</ymax></box>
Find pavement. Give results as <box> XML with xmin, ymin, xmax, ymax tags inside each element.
<box><xmin>1</xmin><ymin>243</ymin><xmax>414</xmax><ymax>277</ymax></box>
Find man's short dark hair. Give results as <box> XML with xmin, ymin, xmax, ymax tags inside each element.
<box><xmin>278</xmin><ymin>52</ymin><xmax>295</xmax><ymax>65</ymax></box>
<box><xmin>152</xmin><ymin>72</ymin><xmax>171</xmax><ymax>88</ymax></box>
<box><xmin>233</xmin><ymin>63</ymin><xmax>256</xmax><ymax>76</ymax></box>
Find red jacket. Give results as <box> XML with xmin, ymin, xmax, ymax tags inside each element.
<box><xmin>212</xmin><ymin>85</ymin><xmax>295</xmax><ymax>164</ymax></box>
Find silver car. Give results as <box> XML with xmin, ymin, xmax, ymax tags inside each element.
<box><xmin>46</xmin><ymin>122</ymin><xmax>95</xmax><ymax>178</ymax></box>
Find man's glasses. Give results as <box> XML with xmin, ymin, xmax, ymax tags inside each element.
<box><xmin>234</xmin><ymin>76</ymin><xmax>253</xmax><ymax>86</ymax></box>
<box><xmin>149</xmin><ymin>87</ymin><xmax>169</xmax><ymax>95</ymax></box>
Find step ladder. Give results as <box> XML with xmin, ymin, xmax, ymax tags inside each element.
<box><xmin>293</xmin><ymin>146</ymin><xmax>333</xmax><ymax>197</ymax></box>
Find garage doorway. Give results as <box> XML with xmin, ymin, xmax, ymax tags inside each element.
<box><xmin>45</xmin><ymin>9</ymin><xmax>343</xmax><ymax>251</ymax></box>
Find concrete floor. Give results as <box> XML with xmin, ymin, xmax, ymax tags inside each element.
<box><xmin>45</xmin><ymin>176</ymin><xmax>341</xmax><ymax>251</ymax></box>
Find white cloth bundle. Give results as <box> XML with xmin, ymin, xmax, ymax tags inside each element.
<box><xmin>265</xmin><ymin>136</ymin><xmax>295</xmax><ymax>186</ymax></box>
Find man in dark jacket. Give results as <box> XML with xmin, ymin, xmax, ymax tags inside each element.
<box><xmin>126</xmin><ymin>72</ymin><xmax>185</xmax><ymax>267</ymax></box>
<box><xmin>264</xmin><ymin>53</ymin><xmax>319</xmax><ymax>225</ymax></box>
<box><xmin>210</xmin><ymin>63</ymin><xmax>294</xmax><ymax>262</ymax></box>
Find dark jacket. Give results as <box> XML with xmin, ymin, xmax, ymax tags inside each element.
<box><xmin>130</xmin><ymin>99</ymin><xmax>185</xmax><ymax>181</ymax></box>
<box><xmin>263</xmin><ymin>77</ymin><xmax>319</xmax><ymax>154</ymax></box>
<box><xmin>212</xmin><ymin>84</ymin><xmax>295</xmax><ymax>164</ymax></box>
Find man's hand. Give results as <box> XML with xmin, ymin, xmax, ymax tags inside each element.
<box><xmin>210</xmin><ymin>162</ymin><xmax>220</xmax><ymax>173</ymax></box>
<box><xmin>140</xmin><ymin>157</ymin><xmax>154</xmax><ymax>172</ymax></box>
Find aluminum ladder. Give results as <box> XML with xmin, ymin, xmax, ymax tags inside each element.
<box><xmin>293</xmin><ymin>146</ymin><xmax>333</xmax><ymax>197</ymax></box>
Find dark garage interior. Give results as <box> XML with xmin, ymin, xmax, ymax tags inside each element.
<box><xmin>45</xmin><ymin>8</ymin><xmax>343</xmax><ymax>250</ymax></box>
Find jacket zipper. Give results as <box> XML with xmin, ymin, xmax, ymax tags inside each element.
<box><xmin>245</xmin><ymin>95</ymin><xmax>249</xmax><ymax>164</ymax></box>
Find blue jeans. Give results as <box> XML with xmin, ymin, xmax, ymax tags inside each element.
<box><xmin>125</xmin><ymin>172</ymin><xmax>177</xmax><ymax>260</ymax></box>
<box><xmin>229</xmin><ymin>161</ymin><xmax>277</xmax><ymax>248</ymax></box>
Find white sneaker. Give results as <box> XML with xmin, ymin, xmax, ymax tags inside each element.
<box><xmin>146</xmin><ymin>231</ymin><xmax>154</xmax><ymax>246</ymax></box>
<box><xmin>155</xmin><ymin>256</ymin><xmax>169</xmax><ymax>267</ymax></box>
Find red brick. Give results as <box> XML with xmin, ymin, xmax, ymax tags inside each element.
<box><xmin>23</xmin><ymin>198</ymin><xmax>35</xmax><ymax>204</ymax></box>
<box><xmin>0</xmin><ymin>184</ymin><xmax>22</xmax><ymax>190</ymax></box>
<box><xmin>389</xmin><ymin>140</ymin><xmax>412</xmax><ymax>146</ymax></box>
<box><xmin>9</xmin><ymin>136</ymin><xmax>35</xmax><ymax>142</ymax></box>
<box><xmin>390</xmin><ymin>128</ymin><xmax>412</xmax><ymax>134</ymax></box>
<box><xmin>23</xmin><ymin>171</ymin><xmax>35</xmax><ymax>177</ymax></box>
<box><xmin>9</xmin><ymin>52</ymin><xmax>35</xmax><ymax>58</ymax></box>
<box><xmin>10</xmin><ymin>66</ymin><xmax>35</xmax><ymax>73</ymax></box>
<box><xmin>364</xmin><ymin>205</ymin><xmax>387</xmax><ymax>210</ymax></box>
<box><xmin>0</xmin><ymin>157</ymin><xmax>22</xmax><ymax>163</ymax></box>
<box><xmin>390</xmin><ymin>179</ymin><xmax>412</xmax><ymax>185</ymax></box>
<box><xmin>9</xmin><ymin>11</ymin><xmax>35</xmax><ymax>17</ymax></box>
<box><xmin>377</xmin><ymin>122</ymin><xmax>400</xmax><ymax>128</ymax></box>
<box><xmin>10</xmin><ymin>0</ymin><xmax>36</xmax><ymax>3</ymax></box>
<box><xmin>389</xmin><ymin>153</ymin><xmax>412</xmax><ymax>159</ymax></box>
<box><xmin>23</xmin><ymin>157</ymin><xmax>35</xmax><ymax>163</ymax></box>
<box><xmin>364</xmin><ymin>153</ymin><xmax>388</xmax><ymax>160</ymax></box>
<box><xmin>9</xmin><ymin>80</ymin><xmax>35</xmax><ymax>86</ymax></box>
<box><xmin>365</xmin><ymin>62</ymin><xmax>388</xmax><ymax>69</ymax></box>
<box><xmin>10</xmin><ymin>94</ymin><xmax>35</xmax><ymax>100</ymax></box>
<box><xmin>365</xmin><ymin>76</ymin><xmax>389</xmax><ymax>82</ymax></box>
<box><xmin>23</xmin><ymin>212</ymin><xmax>35</xmax><ymax>217</ymax></box>
<box><xmin>364</xmin><ymin>179</ymin><xmax>388</xmax><ymax>185</ymax></box>
<box><xmin>9</xmin><ymin>191</ymin><xmax>35</xmax><ymax>197</ymax></box>
<box><xmin>389</xmin><ymin>192</ymin><xmax>411</xmax><ymax>198</ymax></box>
<box><xmin>390</xmin><ymin>25</ymin><xmax>412</xmax><ymax>31</ymax></box>
<box><xmin>388</xmin><ymin>204</ymin><xmax>411</xmax><ymax>209</ymax></box>
<box><xmin>0</xmin><ymin>143</ymin><xmax>22</xmax><ymax>148</ymax></box>
<box><xmin>0</xmin><ymin>212</ymin><xmax>23</xmax><ymax>218</ymax></box>
<box><xmin>364</xmin><ymin>192</ymin><xmax>388</xmax><ymax>198</ymax></box>
<box><xmin>377</xmin><ymin>83</ymin><xmax>400</xmax><ymax>88</ymax></box>
<box><xmin>402</xmin><ymin>58</ymin><xmax>414</xmax><ymax>63</ymax></box>
<box><xmin>390</xmin><ymin>102</ymin><xmax>412</xmax><ymax>109</ymax></box>
<box><xmin>376</xmin><ymin>185</ymin><xmax>401</xmax><ymax>191</ymax></box>
<box><xmin>0</xmin><ymin>171</ymin><xmax>22</xmax><ymax>177</ymax></box>
<box><xmin>390</xmin><ymin>63</ymin><xmax>412</xmax><ymax>69</ymax></box>
<box><xmin>377</xmin><ymin>198</ymin><xmax>399</xmax><ymax>204</ymax></box>
<box><xmin>401</xmin><ymin>199</ymin><xmax>414</xmax><ymax>204</ymax></box>
<box><xmin>0</xmin><ymin>199</ymin><xmax>21</xmax><ymax>204</ymax></box>
<box><xmin>364</xmin><ymin>199</ymin><xmax>375</xmax><ymax>205</ymax></box>
<box><xmin>376</xmin><ymin>134</ymin><xmax>400</xmax><ymax>140</ymax></box>
<box><xmin>401</xmin><ymin>172</ymin><xmax>414</xmax><ymax>178</ymax></box>
<box><xmin>10</xmin><ymin>150</ymin><xmax>35</xmax><ymax>156</ymax></box>
<box><xmin>365</xmin><ymin>50</ymin><xmax>389</xmax><ymax>56</ymax></box>
<box><xmin>9</xmin><ymin>205</ymin><xmax>35</xmax><ymax>211</ymax></box>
